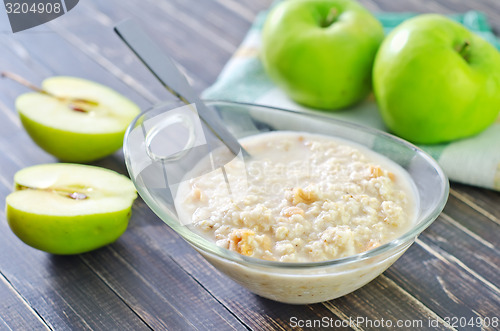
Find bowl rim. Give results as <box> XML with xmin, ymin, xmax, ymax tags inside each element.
<box><xmin>124</xmin><ymin>99</ymin><xmax>450</xmax><ymax>270</ymax></box>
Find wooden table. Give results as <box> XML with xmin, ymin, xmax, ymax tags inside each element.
<box><xmin>0</xmin><ymin>1</ymin><xmax>499</xmax><ymax>330</ymax></box>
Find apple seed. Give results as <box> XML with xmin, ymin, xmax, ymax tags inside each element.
<box><xmin>68</xmin><ymin>103</ymin><xmax>89</xmax><ymax>113</ymax></box>
<box><xmin>67</xmin><ymin>192</ymin><xmax>88</xmax><ymax>200</ymax></box>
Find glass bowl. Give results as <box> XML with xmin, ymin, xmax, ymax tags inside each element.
<box><xmin>123</xmin><ymin>100</ymin><xmax>449</xmax><ymax>304</ymax></box>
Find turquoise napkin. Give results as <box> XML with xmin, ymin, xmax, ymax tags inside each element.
<box><xmin>203</xmin><ymin>10</ymin><xmax>500</xmax><ymax>191</ymax></box>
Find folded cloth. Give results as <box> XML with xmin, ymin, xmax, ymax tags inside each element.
<box><xmin>203</xmin><ymin>10</ymin><xmax>500</xmax><ymax>191</ymax></box>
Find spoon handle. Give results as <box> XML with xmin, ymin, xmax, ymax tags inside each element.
<box><xmin>114</xmin><ymin>19</ymin><xmax>248</xmax><ymax>157</ymax></box>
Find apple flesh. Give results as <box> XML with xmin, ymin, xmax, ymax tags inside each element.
<box><xmin>373</xmin><ymin>14</ymin><xmax>500</xmax><ymax>144</ymax></box>
<box><xmin>5</xmin><ymin>163</ymin><xmax>137</xmax><ymax>255</ymax></box>
<box><xmin>261</xmin><ymin>0</ymin><xmax>384</xmax><ymax>110</ymax></box>
<box><xmin>16</xmin><ymin>76</ymin><xmax>140</xmax><ymax>162</ymax></box>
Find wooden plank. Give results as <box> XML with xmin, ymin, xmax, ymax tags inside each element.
<box><xmin>3</xmin><ymin>33</ymin><xmax>151</xmax><ymax>111</ymax></box>
<box><xmin>8</xmin><ymin>4</ymin><xmax>344</xmax><ymax>326</ymax></box>
<box><xmin>1</xmin><ymin>0</ymin><xmax>499</xmax><ymax>330</ymax></box>
<box><xmin>0</xmin><ymin>27</ymin><xmax>154</xmax><ymax>167</ymax></box>
<box><xmin>66</xmin><ymin>0</ymin><xmax>221</xmax><ymax>89</ymax></box>
<box><xmin>141</xmin><ymin>225</ymin><xmax>349</xmax><ymax>331</ymax></box>
<box><xmin>0</xmin><ymin>272</ymin><xmax>50</xmax><ymax>331</ymax></box>
<box><xmin>0</xmin><ymin>64</ymin><xmax>248</xmax><ymax>331</ymax></box>
<box><xmin>44</xmin><ymin>2</ymin><xmax>169</xmax><ymax>104</ymax></box>
<box><xmin>443</xmin><ymin>193</ymin><xmax>500</xmax><ymax>245</ymax></box>
<box><xmin>385</xmin><ymin>237</ymin><xmax>500</xmax><ymax>324</ymax></box>
<box><xmin>0</xmin><ymin>152</ymin><xmax>247</xmax><ymax>330</ymax></box>
<box><xmin>449</xmin><ymin>186</ymin><xmax>500</xmax><ymax>227</ymax></box>
<box><xmin>81</xmin><ymin>0</ymin><xmax>252</xmax><ymax>86</ymax></box>
<box><xmin>0</xmin><ymin>5</ymin><xmax>11</xmax><ymax>32</ymax></box>
<box><xmin>77</xmin><ymin>203</ymin><xmax>249</xmax><ymax>330</ymax></box>
<box><xmin>134</xmin><ymin>213</ymin><xmax>473</xmax><ymax>331</ymax></box>
<box><xmin>214</xmin><ymin>0</ymin><xmax>263</xmax><ymax>22</ymax></box>
<box><xmin>0</xmin><ymin>152</ymin><xmax>151</xmax><ymax>330</ymax></box>
<box><xmin>0</xmin><ymin>27</ymin><xmax>246</xmax><ymax>329</ymax></box>
<box><xmin>39</xmin><ymin>0</ymin><xmax>270</xmax><ymax>111</ymax></box>
<box><xmin>107</xmin><ymin>0</ymin><xmax>255</xmax><ymax>49</ymax></box>
<box><xmin>0</xmin><ymin>131</ymin><xmax>247</xmax><ymax>330</ymax></box>
<box><xmin>418</xmin><ymin>211</ymin><xmax>500</xmax><ymax>290</ymax></box>
<box><xmin>361</xmin><ymin>0</ymin><xmax>500</xmax><ymax>33</ymax></box>
<box><xmin>364</xmin><ymin>0</ymin><xmax>452</xmax><ymax>13</ymax></box>
<box><xmin>0</xmin><ymin>31</ymin><xmax>152</xmax><ymax>170</ymax></box>
<box><xmin>0</xmin><ymin>36</ymin><xmax>52</xmax><ymax>105</ymax></box>
<box><xmin>141</xmin><ymin>213</ymin><xmax>490</xmax><ymax>331</ymax></box>
<box><xmin>215</xmin><ymin>0</ymin><xmax>272</xmax><ymax>18</ymax></box>
<box><xmin>46</xmin><ymin>0</ymin><xmax>212</xmax><ymax>96</ymax></box>
<box><xmin>323</xmin><ymin>275</ymin><xmax>454</xmax><ymax>331</ymax></box>
<box><xmin>363</xmin><ymin>0</ymin><xmax>498</xmax><ymax>19</ymax></box>
<box><xmin>48</xmin><ymin>1</ymin><xmax>500</xmax><ymax>330</ymax></box>
<box><xmin>0</xmin><ymin>254</ymin><xmax>149</xmax><ymax>330</ymax></box>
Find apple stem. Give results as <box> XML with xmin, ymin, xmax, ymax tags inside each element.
<box><xmin>1</xmin><ymin>71</ymin><xmax>99</xmax><ymax>111</ymax></box>
<box><xmin>456</xmin><ymin>40</ymin><xmax>471</xmax><ymax>61</ymax></box>
<box><xmin>1</xmin><ymin>71</ymin><xmax>46</xmax><ymax>94</ymax></box>
<box><xmin>322</xmin><ymin>7</ymin><xmax>338</xmax><ymax>28</ymax></box>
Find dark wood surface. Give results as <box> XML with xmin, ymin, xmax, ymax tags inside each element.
<box><xmin>1</xmin><ymin>1</ymin><xmax>499</xmax><ymax>330</ymax></box>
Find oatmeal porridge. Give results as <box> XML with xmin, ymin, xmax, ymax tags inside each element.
<box><xmin>175</xmin><ymin>131</ymin><xmax>417</xmax><ymax>263</ymax></box>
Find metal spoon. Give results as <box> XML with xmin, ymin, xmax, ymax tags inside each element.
<box><xmin>114</xmin><ymin>19</ymin><xmax>249</xmax><ymax>158</ymax></box>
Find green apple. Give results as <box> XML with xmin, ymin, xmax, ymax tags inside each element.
<box><xmin>16</xmin><ymin>76</ymin><xmax>140</xmax><ymax>162</ymax></box>
<box><xmin>5</xmin><ymin>163</ymin><xmax>137</xmax><ymax>255</ymax></box>
<box><xmin>373</xmin><ymin>14</ymin><xmax>500</xmax><ymax>144</ymax></box>
<box><xmin>261</xmin><ymin>0</ymin><xmax>384</xmax><ymax>110</ymax></box>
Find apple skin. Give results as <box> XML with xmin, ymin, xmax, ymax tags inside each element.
<box><xmin>18</xmin><ymin>110</ymin><xmax>127</xmax><ymax>163</ymax></box>
<box><xmin>16</xmin><ymin>77</ymin><xmax>140</xmax><ymax>163</ymax></box>
<box><xmin>6</xmin><ymin>204</ymin><xmax>131</xmax><ymax>255</ymax></box>
<box><xmin>261</xmin><ymin>0</ymin><xmax>384</xmax><ymax>110</ymax></box>
<box><xmin>5</xmin><ymin>163</ymin><xmax>137</xmax><ymax>255</ymax></box>
<box><xmin>373</xmin><ymin>14</ymin><xmax>500</xmax><ymax>144</ymax></box>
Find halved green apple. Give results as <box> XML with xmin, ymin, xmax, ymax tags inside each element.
<box><xmin>5</xmin><ymin>163</ymin><xmax>137</xmax><ymax>255</ymax></box>
<box><xmin>16</xmin><ymin>76</ymin><xmax>140</xmax><ymax>162</ymax></box>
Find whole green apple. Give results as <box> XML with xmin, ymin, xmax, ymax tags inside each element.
<box><xmin>261</xmin><ymin>0</ymin><xmax>384</xmax><ymax>110</ymax></box>
<box><xmin>5</xmin><ymin>163</ymin><xmax>137</xmax><ymax>255</ymax></box>
<box><xmin>373</xmin><ymin>14</ymin><xmax>500</xmax><ymax>144</ymax></box>
<box><xmin>16</xmin><ymin>76</ymin><xmax>140</xmax><ymax>162</ymax></box>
